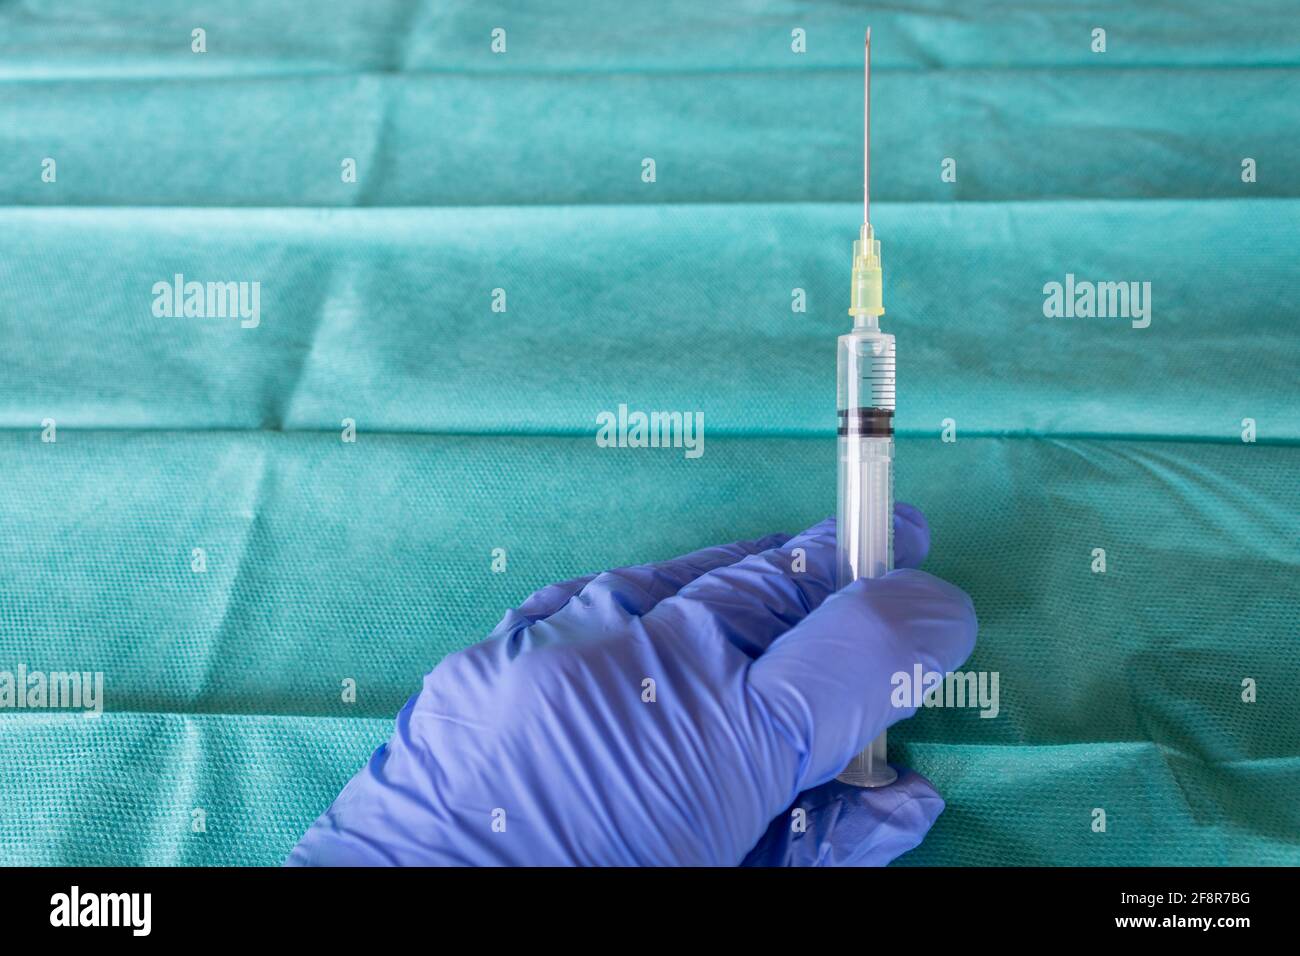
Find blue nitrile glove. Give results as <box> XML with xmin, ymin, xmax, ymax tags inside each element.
<box><xmin>287</xmin><ymin>503</ymin><xmax>976</xmax><ymax>867</ymax></box>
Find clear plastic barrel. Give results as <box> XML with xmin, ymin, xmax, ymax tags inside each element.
<box><xmin>835</xmin><ymin>322</ymin><xmax>897</xmax><ymax>787</ymax></box>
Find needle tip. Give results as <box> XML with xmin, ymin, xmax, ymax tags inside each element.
<box><xmin>866</xmin><ymin>26</ymin><xmax>871</xmax><ymax>47</ymax></box>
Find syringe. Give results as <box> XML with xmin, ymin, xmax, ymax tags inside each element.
<box><xmin>836</xmin><ymin>28</ymin><xmax>898</xmax><ymax>788</ymax></box>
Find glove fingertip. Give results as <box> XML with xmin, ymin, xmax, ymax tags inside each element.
<box><xmin>823</xmin><ymin>770</ymin><xmax>945</xmax><ymax>866</ymax></box>
<box><xmin>745</xmin><ymin>769</ymin><xmax>947</xmax><ymax>867</ymax></box>
<box><xmin>893</xmin><ymin>501</ymin><xmax>931</xmax><ymax>569</ymax></box>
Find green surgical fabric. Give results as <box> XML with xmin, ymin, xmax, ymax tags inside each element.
<box><xmin>0</xmin><ymin>1</ymin><xmax>1297</xmax><ymax>865</ymax></box>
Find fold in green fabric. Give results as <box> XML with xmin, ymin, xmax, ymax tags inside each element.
<box><xmin>7</xmin><ymin>69</ymin><xmax>1298</xmax><ymax>206</ymax></box>
<box><xmin>3</xmin><ymin>0</ymin><xmax>1297</xmax><ymax>77</ymax></box>
<box><xmin>2</xmin><ymin>201</ymin><xmax>1295</xmax><ymax>440</ymax></box>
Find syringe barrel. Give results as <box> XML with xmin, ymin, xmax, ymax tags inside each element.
<box><xmin>835</xmin><ymin>324</ymin><xmax>898</xmax><ymax>788</ymax></box>
<box><xmin>837</xmin><ymin>433</ymin><xmax>893</xmax><ymax>583</ymax></box>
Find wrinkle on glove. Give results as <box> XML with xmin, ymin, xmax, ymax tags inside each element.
<box><xmin>287</xmin><ymin>503</ymin><xmax>976</xmax><ymax>867</ymax></box>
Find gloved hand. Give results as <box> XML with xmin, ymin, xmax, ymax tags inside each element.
<box><xmin>287</xmin><ymin>503</ymin><xmax>976</xmax><ymax>867</ymax></box>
